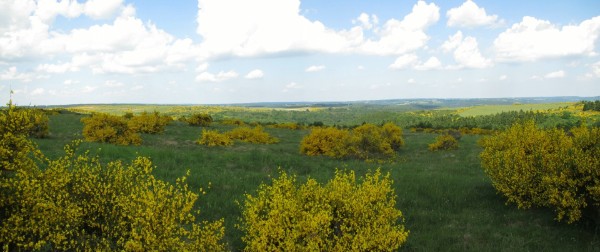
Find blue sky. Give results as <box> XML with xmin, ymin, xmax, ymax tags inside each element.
<box><xmin>1</xmin><ymin>0</ymin><xmax>599</xmax><ymax>105</ymax></box>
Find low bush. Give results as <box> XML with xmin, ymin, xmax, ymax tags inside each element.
<box><xmin>239</xmin><ymin>169</ymin><xmax>409</xmax><ymax>251</ymax></box>
<box><xmin>480</xmin><ymin>121</ymin><xmax>600</xmax><ymax>223</ymax></box>
<box><xmin>127</xmin><ymin>111</ymin><xmax>172</xmax><ymax>134</ymax></box>
<box><xmin>428</xmin><ymin>134</ymin><xmax>459</xmax><ymax>151</ymax></box>
<box><xmin>197</xmin><ymin>129</ymin><xmax>233</xmax><ymax>147</ymax></box>
<box><xmin>226</xmin><ymin>126</ymin><xmax>278</xmax><ymax>144</ymax></box>
<box><xmin>187</xmin><ymin>113</ymin><xmax>213</xmax><ymax>127</ymax></box>
<box><xmin>300</xmin><ymin>123</ymin><xmax>404</xmax><ymax>161</ymax></box>
<box><xmin>81</xmin><ymin>113</ymin><xmax>142</xmax><ymax>145</ymax></box>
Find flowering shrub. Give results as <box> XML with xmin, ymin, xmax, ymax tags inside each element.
<box><xmin>197</xmin><ymin>129</ymin><xmax>233</xmax><ymax>147</ymax></box>
<box><xmin>187</xmin><ymin>113</ymin><xmax>213</xmax><ymax>127</ymax></box>
<box><xmin>81</xmin><ymin>113</ymin><xmax>142</xmax><ymax>145</ymax></box>
<box><xmin>239</xmin><ymin>169</ymin><xmax>409</xmax><ymax>251</ymax></box>
<box><xmin>480</xmin><ymin>121</ymin><xmax>600</xmax><ymax>223</ymax></box>
<box><xmin>300</xmin><ymin>127</ymin><xmax>351</xmax><ymax>158</ymax></box>
<box><xmin>0</xmin><ymin>101</ymin><xmax>45</xmax><ymax>172</ymax></box>
<box><xmin>0</xmin><ymin>141</ymin><xmax>226</xmax><ymax>251</ymax></box>
<box><xmin>269</xmin><ymin>122</ymin><xmax>304</xmax><ymax>130</ymax></box>
<box><xmin>226</xmin><ymin>126</ymin><xmax>278</xmax><ymax>144</ymax></box>
<box><xmin>127</xmin><ymin>111</ymin><xmax>172</xmax><ymax>134</ymax></box>
<box><xmin>428</xmin><ymin>134</ymin><xmax>459</xmax><ymax>151</ymax></box>
<box><xmin>300</xmin><ymin>123</ymin><xmax>404</xmax><ymax>161</ymax></box>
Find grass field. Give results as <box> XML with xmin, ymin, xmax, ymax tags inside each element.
<box><xmin>457</xmin><ymin>103</ymin><xmax>572</xmax><ymax>117</ymax></box>
<box><xmin>31</xmin><ymin>111</ymin><xmax>600</xmax><ymax>251</ymax></box>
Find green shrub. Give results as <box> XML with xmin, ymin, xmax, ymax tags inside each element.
<box><xmin>127</xmin><ymin>111</ymin><xmax>172</xmax><ymax>134</ymax></box>
<box><xmin>0</xmin><ymin>101</ymin><xmax>45</xmax><ymax>172</ymax></box>
<box><xmin>197</xmin><ymin>129</ymin><xmax>233</xmax><ymax>147</ymax></box>
<box><xmin>480</xmin><ymin>121</ymin><xmax>600</xmax><ymax>223</ymax></box>
<box><xmin>239</xmin><ymin>169</ymin><xmax>409</xmax><ymax>251</ymax></box>
<box><xmin>300</xmin><ymin>127</ymin><xmax>351</xmax><ymax>158</ymax></box>
<box><xmin>226</xmin><ymin>126</ymin><xmax>278</xmax><ymax>144</ymax></box>
<box><xmin>187</xmin><ymin>113</ymin><xmax>213</xmax><ymax>127</ymax></box>
<box><xmin>428</xmin><ymin>134</ymin><xmax>459</xmax><ymax>151</ymax></box>
<box><xmin>300</xmin><ymin>123</ymin><xmax>404</xmax><ymax>161</ymax></box>
<box><xmin>0</xmin><ymin>141</ymin><xmax>226</xmax><ymax>251</ymax></box>
<box><xmin>81</xmin><ymin>113</ymin><xmax>142</xmax><ymax>145</ymax></box>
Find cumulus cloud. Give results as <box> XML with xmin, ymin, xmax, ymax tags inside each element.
<box><xmin>359</xmin><ymin>1</ymin><xmax>440</xmax><ymax>55</ymax></box>
<box><xmin>389</xmin><ymin>54</ymin><xmax>418</xmax><ymax>70</ymax></box>
<box><xmin>442</xmin><ymin>31</ymin><xmax>492</xmax><ymax>69</ymax></box>
<box><xmin>197</xmin><ymin>0</ymin><xmax>439</xmax><ymax>58</ymax></box>
<box><xmin>494</xmin><ymin>16</ymin><xmax>600</xmax><ymax>62</ymax></box>
<box><xmin>415</xmin><ymin>56</ymin><xmax>442</xmax><ymax>70</ymax></box>
<box><xmin>0</xmin><ymin>1</ymin><xmax>198</xmax><ymax>74</ymax></box>
<box><xmin>245</xmin><ymin>69</ymin><xmax>264</xmax><ymax>79</ymax></box>
<box><xmin>0</xmin><ymin>67</ymin><xmax>36</xmax><ymax>82</ymax></box>
<box><xmin>544</xmin><ymin>70</ymin><xmax>566</xmax><ymax>79</ymax></box>
<box><xmin>283</xmin><ymin>81</ymin><xmax>303</xmax><ymax>92</ymax></box>
<box><xmin>196</xmin><ymin>70</ymin><xmax>239</xmax><ymax>82</ymax></box>
<box><xmin>590</xmin><ymin>61</ymin><xmax>600</xmax><ymax>78</ymax></box>
<box><xmin>305</xmin><ymin>65</ymin><xmax>326</xmax><ymax>72</ymax></box>
<box><xmin>499</xmin><ymin>75</ymin><xmax>507</xmax><ymax>80</ymax></box>
<box><xmin>30</xmin><ymin>87</ymin><xmax>45</xmax><ymax>96</ymax></box>
<box><xmin>446</xmin><ymin>0</ymin><xmax>502</xmax><ymax>28</ymax></box>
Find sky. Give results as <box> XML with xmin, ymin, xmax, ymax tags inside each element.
<box><xmin>0</xmin><ymin>0</ymin><xmax>599</xmax><ymax>105</ymax></box>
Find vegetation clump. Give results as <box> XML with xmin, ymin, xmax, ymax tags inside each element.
<box><xmin>187</xmin><ymin>113</ymin><xmax>213</xmax><ymax>127</ymax></box>
<box><xmin>428</xmin><ymin>134</ymin><xmax>459</xmax><ymax>151</ymax></box>
<box><xmin>480</xmin><ymin>121</ymin><xmax>600</xmax><ymax>223</ymax></box>
<box><xmin>127</xmin><ymin>111</ymin><xmax>172</xmax><ymax>134</ymax></box>
<box><xmin>226</xmin><ymin>126</ymin><xmax>278</xmax><ymax>144</ymax></box>
<box><xmin>1</xmin><ymin>105</ymin><xmax>225</xmax><ymax>250</ymax></box>
<box><xmin>239</xmin><ymin>169</ymin><xmax>409</xmax><ymax>251</ymax></box>
<box><xmin>300</xmin><ymin>123</ymin><xmax>404</xmax><ymax>161</ymax></box>
<box><xmin>198</xmin><ymin>129</ymin><xmax>233</xmax><ymax>147</ymax></box>
<box><xmin>81</xmin><ymin>113</ymin><xmax>142</xmax><ymax>145</ymax></box>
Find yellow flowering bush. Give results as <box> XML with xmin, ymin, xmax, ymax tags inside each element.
<box><xmin>269</xmin><ymin>122</ymin><xmax>304</xmax><ymax>130</ymax></box>
<box><xmin>127</xmin><ymin>111</ymin><xmax>172</xmax><ymax>134</ymax></box>
<box><xmin>480</xmin><ymin>121</ymin><xmax>600</xmax><ymax>223</ymax></box>
<box><xmin>300</xmin><ymin>127</ymin><xmax>351</xmax><ymax>158</ymax></box>
<box><xmin>187</xmin><ymin>113</ymin><xmax>213</xmax><ymax>127</ymax></box>
<box><xmin>226</xmin><ymin>126</ymin><xmax>279</xmax><ymax>144</ymax></box>
<box><xmin>198</xmin><ymin>129</ymin><xmax>233</xmax><ymax>146</ymax></box>
<box><xmin>300</xmin><ymin>123</ymin><xmax>404</xmax><ymax>161</ymax></box>
<box><xmin>1</xmin><ymin>141</ymin><xmax>226</xmax><ymax>251</ymax></box>
<box><xmin>239</xmin><ymin>169</ymin><xmax>409</xmax><ymax>251</ymax></box>
<box><xmin>81</xmin><ymin>113</ymin><xmax>142</xmax><ymax>145</ymax></box>
<box><xmin>428</xmin><ymin>134</ymin><xmax>459</xmax><ymax>151</ymax></box>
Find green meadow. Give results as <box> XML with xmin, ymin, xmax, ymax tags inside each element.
<box><xmin>31</xmin><ymin>103</ymin><xmax>600</xmax><ymax>251</ymax></box>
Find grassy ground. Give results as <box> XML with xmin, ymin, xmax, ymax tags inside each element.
<box><xmin>457</xmin><ymin>103</ymin><xmax>571</xmax><ymax>117</ymax></box>
<box><xmin>34</xmin><ymin>112</ymin><xmax>600</xmax><ymax>251</ymax></box>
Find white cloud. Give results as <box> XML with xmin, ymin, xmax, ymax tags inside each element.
<box><xmin>245</xmin><ymin>69</ymin><xmax>264</xmax><ymax>79</ymax></box>
<box><xmin>359</xmin><ymin>1</ymin><xmax>440</xmax><ymax>55</ymax></box>
<box><xmin>305</xmin><ymin>65</ymin><xmax>326</xmax><ymax>72</ymax></box>
<box><xmin>407</xmin><ymin>78</ymin><xmax>416</xmax><ymax>84</ymax></box>
<box><xmin>357</xmin><ymin>65</ymin><xmax>365</xmax><ymax>70</ymax></box>
<box><xmin>0</xmin><ymin>67</ymin><xmax>35</xmax><ymax>82</ymax></box>
<box><xmin>30</xmin><ymin>87</ymin><xmax>45</xmax><ymax>96</ymax></box>
<box><xmin>590</xmin><ymin>61</ymin><xmax>600</xmax><ymax>78</ymax></box>
<box><xmin>389</xmin><ymin>54</ymin><xmax>418</xmax><ymax>70</ymax></box>
<box><xmin>494</xmin><ymin>16</ymin><xmax>600</xmax><ymax>62</ymax></box>
<box><xmin>82</xmin><ymin>85</ymin><xmax>97</xmax><ymax>93</ymax></box>
<box><xmin>197</xmin><ymin>0</ymin><xmax>439</xmax><ymax>58</ymax></box>
<box><xmin>196</xmin><ymin>0</ymin><xmax>358</xmax><ymax>58</ymax></box>
<box><xmin>442</xmin><ymin>31</ymin><xmax>492</xmax><ymax>69</ymax></box>
<box><xmin>415</xmin><ymin>56</ymin><xmax>442</xmax><ymax>70</ymax></box>
<box><xmin>283</xmin><ymin>81</ymin><xmax>303</xmax><ymax>92</ymax></box>
<box><xmin>36</xmin><ymin>62</ymin><xmax>79</xmax><ymax>73</ymax></box>
<box><xmin>196</xmin><ymin>70</ymin><xmax>239</xmax><ymax>82</ymax></box>
<box><xmin>354</xmin><ymin>13</ymin><xmax>378</xmax><ymax>29</ymax></box>
<box><xmin>446</xmin><ymin>0</ymin><xmax>502</xmax><ymax>28</ymax></box>
<box><xmin>104</xmin><ymin>80</ymin><xmax>124</xmax><ymax>87</ymax></box>
<box><xmin>544</xmin><ymin>70</ymin><xmax>566</xmax><ymax>79</ymax></box>
<box><xmin>82</xmin><ymin>0</ymin><xmax>125</xmax><ymax>19</ymax></box>
<box><xmin>499</xmin><ymin>75</ymin><xmax>507</xmax><ymax>80</ymax></box>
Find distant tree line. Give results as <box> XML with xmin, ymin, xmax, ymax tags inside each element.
<box><xmin>582</xmin><ymin>100</ymin><xmax>600</xmax><ymax>112</ymax></box>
